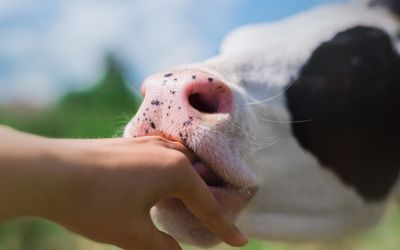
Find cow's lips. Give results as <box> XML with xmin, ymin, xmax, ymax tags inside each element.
<box><xmin>134</xmin><ymin>133</ymin><xmax>256</xmax><ymax>245</ymax></box>
<box><xmin>188</xmin><ymin>156</ymin><xmax>256</xmax><ymax>210</ymax></box>
<box><xmin>153</xmin><ymin>152</ymin><xmax>256</xmax><ymax>246</ymax></box>
<box><xmin>130</xmin><ymin>133</ymin><xmax>257</xmax><ymax>201</ymax></box>
<box><xmin>150</xmin><ymin>132</ymin><xmax>254</xmax><ymax>194</ymax></box>
<box><xmin>192</xmin><ymin>161</ymin><xmax>227</xmax><ymax>188</ymax></box>
<box><xmin>144</xmin><ymin>132</ymin><xmax>257</xmax><ymax>202</ymax></box>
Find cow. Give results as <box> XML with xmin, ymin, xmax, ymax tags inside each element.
<box><xmin>124</xmin><ymin>0</ymin><xmax>400</xmax><ymax>247</ymax></box>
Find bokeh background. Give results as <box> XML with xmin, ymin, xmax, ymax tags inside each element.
<box><xmin>0</xmin><ymin>0</ymin><xmax>399</xmax><ymax>249</ymax></box>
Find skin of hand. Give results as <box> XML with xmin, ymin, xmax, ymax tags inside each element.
<box><xmin>0</xmin><ymin>126</ymin><xmax>247</xmax><ymax>250</ymax></box>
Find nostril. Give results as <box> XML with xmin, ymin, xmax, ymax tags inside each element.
<box><xmin>189</xmin><ymin>93</ymin><xmax>219</xmax><ymax>113</ymax></box>
<box><xmin>188</xmin><ymin>83</ymin><xmax>231</xmax><ymax>114</ymax></box>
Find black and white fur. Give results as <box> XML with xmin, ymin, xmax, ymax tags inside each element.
<box><xmin>192</xmin><ymin>1</ymin><xmax>400</xmax><ymax>240</ymax></box>
<box><xmin>215</xmin><ymin>0</ymin><xmax>400</xmax><ymax>240</ymax></box>
<box><xmin>125</xmin><ymin>0</ymin><xmax>400</xmax><ymax>245</ymax></box>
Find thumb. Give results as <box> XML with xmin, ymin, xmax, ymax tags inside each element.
<box><xmin>178</xmin><ymin>167</ymin><xmax>248</xmax><ymax>247</ymax></box>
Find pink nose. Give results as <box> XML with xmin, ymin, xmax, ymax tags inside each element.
<box><xmin>142</xmin><ymin>70</ymin><xmax>232</xmax><ymax>114</ymax></box>
<box><xmin>129</xmin><ymin>70</ymin><xmax>232</xmax><ymax>138</ymax></box>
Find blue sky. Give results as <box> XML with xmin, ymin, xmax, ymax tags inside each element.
<box><xmin>0</xmin><ymin>0</ymin><xmax>344</xmax><ymax>104</ymax></box>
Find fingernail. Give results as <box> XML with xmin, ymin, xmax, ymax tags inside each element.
<box><xmin>231</xmin><ymin>225</ymin><xmax>248</xmax><ymax>246</ymax></box>
<box><xmin>235</xmin><ymin>232</ymin><xmax>248</xmax><ymax>246</ymax></box>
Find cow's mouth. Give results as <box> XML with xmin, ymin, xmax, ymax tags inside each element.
<box><xmin>152</xmin><ymin>151</ymin><xmax>256</xmax><ymax>246</ymax></box>
<box><xmin>138</xmin><ymin>129</ymin><xmax>257</xmax><ymax>200</ymax></box>
<box><xmin>127</xmin><ymin>131</ymin><xmax>257</xmax><ymax>246</ymax></box>
<box><xmin>176</xmin><ymin>135</ymin><xmax>255</xmax><ymax>195</ymax></box>
<box><xmin>193</xmin><ymin>161</ymin><xmax>229</xmax><ymax>188</ymax></box>
<box><xmin>158</xmin><ymin>139</ymin><xmax>256</xmax><ymax>245</ymax></box>
<box><xmin>145</xmin><ymin>131</ymin><xmax>247</xmax><ymax>191</ymax></box>
<box><xmin>188</xmin><ymin>150</ymin><xmax>257</xmax><ymax>212</ymax></box>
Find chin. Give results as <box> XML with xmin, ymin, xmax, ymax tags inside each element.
<box><xmin>151</xmin><ymin>184</ymin><xmax>256</xmax><ymax>247</ymax></box>
<box><xmin>151</xmin><ymin>199</ymin><xmax>220</xmax><ymax>247</ymax></box>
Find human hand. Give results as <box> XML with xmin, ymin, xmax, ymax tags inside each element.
<box><xmin>37</xmin><ymin>135</ymin><xmax>247</xmax><ymax>250</ymax></box>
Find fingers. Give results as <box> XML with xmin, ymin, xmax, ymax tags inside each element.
<box><xmin>136</xmin><ymin>136</ymin><xmax>247</xmax><ymax>246</ymax></box>
<box><xmin>178</xmin><ymin>169</ymin><xmax>248</xmax><ymax>247</ymax></box>
<box><xmin>164</xmin><ymin>140</ymin><xmax>197</xmax><ymax>163</ymax></box>
<box><xmin>60</xmin><ymin>136</ymin><xmax>195</xmax><ymax>162</ymax></box>
<box><xmin>132</xmin><ymin>136</ymin><xmax>197</xmax><ymax>163</ymax></box>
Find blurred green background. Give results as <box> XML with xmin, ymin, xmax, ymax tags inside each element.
<box><xmin>0</xmin><ymin>56</ymin><xmax>399</xmax><ymax>250</ymax></box>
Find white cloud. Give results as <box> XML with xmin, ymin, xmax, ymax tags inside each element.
<box><xmin>0</xmin><ymin>0</ymin><xmax>239</xmax><ymax>104</ymax></box>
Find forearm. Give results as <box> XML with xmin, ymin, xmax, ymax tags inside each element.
<box><xmin>0</xmin><ymin>126</ymin><xmax>68</xmax><ymax>221</ymax></box>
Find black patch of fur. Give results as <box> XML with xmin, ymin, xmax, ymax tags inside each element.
<box><xmin>286</xmin><ymin>26</ymin><xmax>400</xmax><ymax>201</ymax></box>
<box><xmin>370</xmin><ymin>0</ymin><xmax>400</xmax><ymax>15</ymax></box>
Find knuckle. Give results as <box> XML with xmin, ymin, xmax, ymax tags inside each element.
<box><xmin>133</xmin><ymin>135</ymin><xmax>164</xmax><ymax>144</ymax></box>
<box><xmin>166</xmin><ymin>150</ymin><xmax>190</xmax><ymax>169</ymax></box>
<box><xmin>175</xmin><ymin>173</ymin><xmax>198</xmax><ymax>199</ymax></box>
<box><xmin>178</xmin><ymin>182</ymin><xmax>193</xmax><ymax>198</ymax></box>
<box><xmin>201</xmin><ymin>206</ymin><xmax>226</xmax><ymax>228</ymax></box>
<box><xmin>147</xmin><ymin>135</ymin><xmax>169</xmax><ymax>144</ymax></box>
<box><xmin>202</xmin><ymin>214</ymin><xmax>220</xmax><ymax>229</ymax></box>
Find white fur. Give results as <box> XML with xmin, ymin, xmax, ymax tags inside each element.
<box><xmin>126</xmin><ymin>1</ymin><xmax>400</xmax><ymax>244</ymax></box>
<box><xmin>190</xmin><ymin>2</ymin><xmax>399</xmax><ymax>241</ymax></box>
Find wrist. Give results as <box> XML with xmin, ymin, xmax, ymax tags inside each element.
<box><xmin>31</xmin><ymin>138</ymin><xmax>74</xmax><ymax>220</ymax></box>
<box><xmin>32</xmin><ymin>138</ymin><xmax>88</xmax><ymax>222</ymax></box>
<box><xmin>35</xmin><ymin>138</ymin><xmax>100</xmax><ymax>225</ymax></box>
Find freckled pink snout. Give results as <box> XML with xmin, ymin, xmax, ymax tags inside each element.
<box><xmin>130</xmin><ymin>70</ymin><xmax>233</xmax><ymax>138</ymax></box>
<box><xmin>142</xmin><ymin>70</ymin><xmax>232</xmax><ymax>114</ymax></box>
